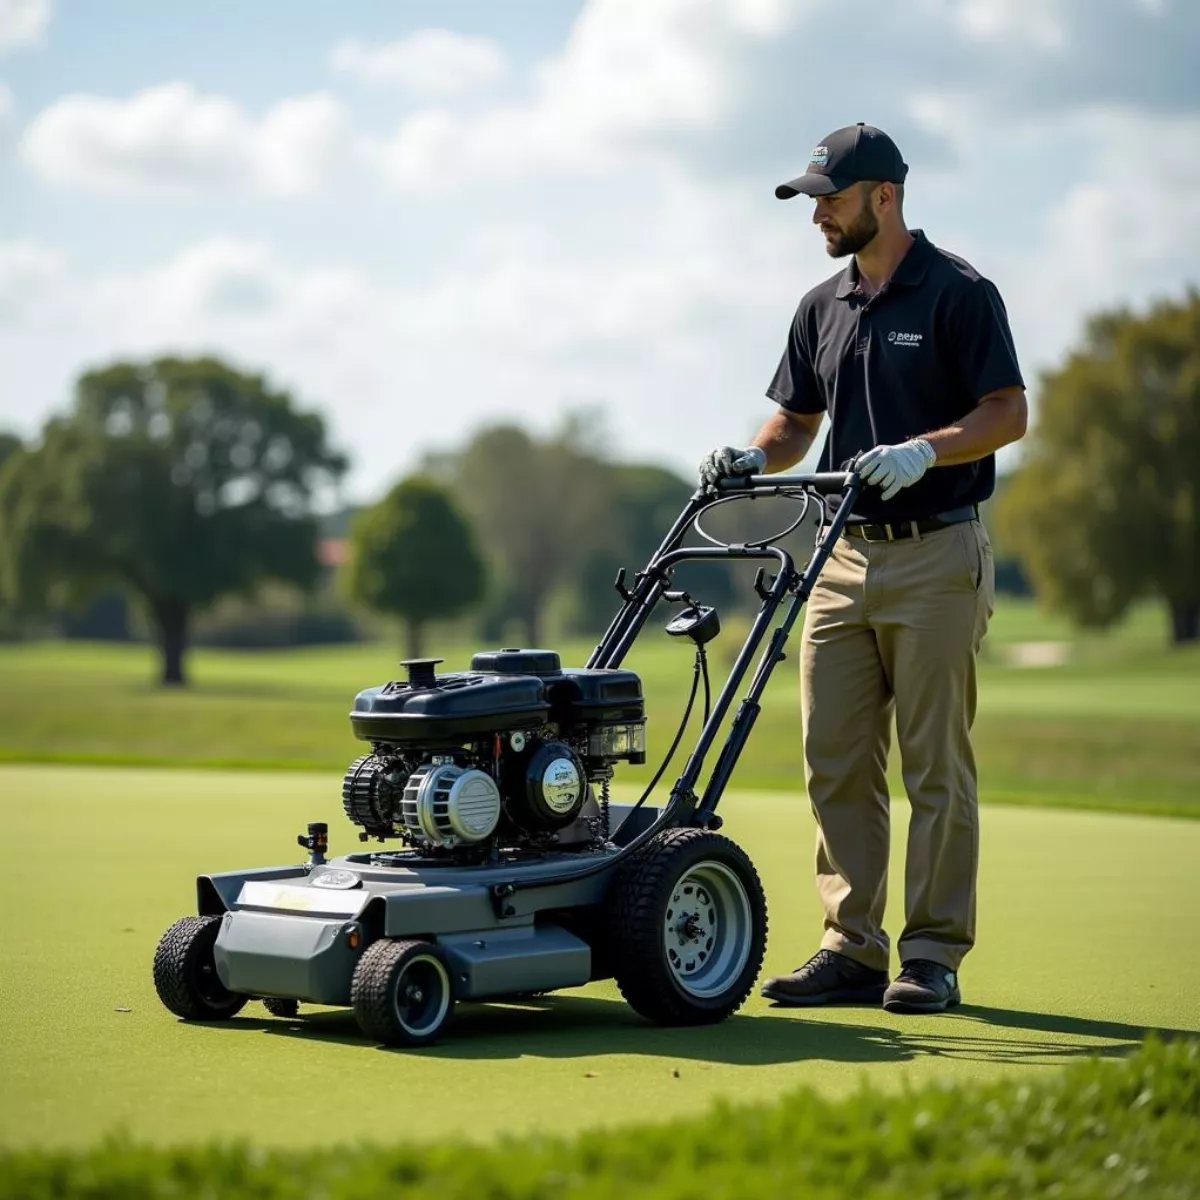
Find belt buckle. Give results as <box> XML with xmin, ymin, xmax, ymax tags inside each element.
<box><xmin>861</xmin><ymin>523</ymin><xmax>892</xmax><ymax>543</ymax></box>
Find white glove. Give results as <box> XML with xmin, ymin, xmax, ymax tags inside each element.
<box><xmin>855</xmin><ymin>438</ymin><xmax>937</xmax><ymax>502</ymax></box>
<box><xmin>699</xmin><ymin>445</ymin><xmax>766</xmax><ymax>486</ymax></box>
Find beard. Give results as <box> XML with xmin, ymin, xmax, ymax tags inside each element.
<box><xmin>823</xmin><ymin>205</ymin><xmax>880</xmax><ymax>258</ymax></box>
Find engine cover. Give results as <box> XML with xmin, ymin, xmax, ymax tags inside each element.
<box><xmin>504</xmin><ymin>741</ymin><xmax>586</xmax><ymax>832</ymax></box>
<box><xmin>401</xmin><ymin>762</ymin><xmax>503</xmax><ymax>848</ymax></box>
<box><xmin>350</xmin><ymin>672</ymin><xmax>549</xmax><ymax>746</ymax></box>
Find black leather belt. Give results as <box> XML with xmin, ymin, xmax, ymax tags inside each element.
<box><xmin>842</xmin><ymin>505</ymin><xmax>978</xmax><ymax>543</ymax></box>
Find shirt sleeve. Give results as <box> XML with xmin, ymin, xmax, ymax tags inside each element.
<box><xmin>766</xmin><ymin>309</ymin><xmax>825</xmax><ymax>415</ymax></box>
<box><xmin>951</xmin><ymin>277</ymin><xmax>1025</xmax><ymax>402</ymax></box>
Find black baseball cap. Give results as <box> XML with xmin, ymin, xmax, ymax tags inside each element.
<box><xmin>776</xmin><ymin>123</ymin><xmax>908</xmax><ymax>199</ymax></box>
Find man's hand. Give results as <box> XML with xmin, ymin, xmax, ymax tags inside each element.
<box><xmin>855</xmin><ymin>438</ymin><xmax>937</xmax><ymax>502</ymax></box>
<box><xmin>699</xmin><ymin>445</ymin><xmax>766</xmax><ymax>487</ymax></box>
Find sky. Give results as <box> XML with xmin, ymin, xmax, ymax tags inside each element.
<box><xmin>1</xmin><ymin>0</ymin><xmax>1198</xmax><ymax>500</ymax></box>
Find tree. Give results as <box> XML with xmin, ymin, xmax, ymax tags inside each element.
<box><xmin>568</xmin><ymin>462</ymin><xmax>738</xmax><ymax>635</ymax></box>
<box><xmin>343</xmin><ymin>476</ymin><xmax>485</xmax><ymax>658</ymax></box>
<box><xmin>0</xmin><ymin>357</ymin><xmax>347</xmax><ymax>684</ymax></box>
<box><xmin>998</xmin><ymin>290</ymin><xmax>1200</xmax><ymax>644</ymax></box>
<box><xmin>0</xmin><ymin>432</ymin><xmax>22</xmax><ymax>474</ymax></box>
<box><xmin>448</xmin><ymin>420</ymin><xmax>612</xmax><ymax>645</ymax></box>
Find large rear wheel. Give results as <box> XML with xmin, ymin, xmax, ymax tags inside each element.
<box><xmin>609</xmin><ymin>828</ymin><xmax>767</xmax><ymax>1025</ymax></box>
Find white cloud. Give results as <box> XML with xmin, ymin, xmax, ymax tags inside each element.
<box><xmin>0</xmin><ymin>175</ymin><xmax>819</xmax><ymax>496</ymax></box>
<box><xmin>903</xmin><ymin>92</ymin><xmax>1200</xmax><ymax>376</ymax></box>
<box><xmin>0</xmin><ymin>0</ymin><xmax>50</xmax><ymax>53</ymax></box>
<box><xmin>19</xmin><ymin>83</ymin><xmax>352</xmax><ymax>195</ymax></box>
<box><xmin>330</xmin><ymin>30</ymin><xmax>507</xmax><ymax>97</ymax></box>
<box><xmin>1009</xmin><ymin>108</ymin><xmax>1200</xmax><ymax>363</ymax></box>
<box><xmin>925</xmin><ymin>0</ymin><xmax>1068</xmax><ymax>50</ymax></box>
<box><xmin>373</xmin><ymin>0</ymin><xmax>805</xmax><ymax>190</ymax></box>
<box><xmin>0</xmin><ymin>81</ymin><xmax>13</xmax><ymax>139</ymax></box>
<box><xmin>10</xmin><ymin>100</ymin><xmax>1199</xmax><ymax>495</ymax></box>
<box><xmin>5</xmin><ymin>0</ymin><xmax>1200</xmax><ymax>498</ymax></box>
<box><xmin>7</xmin><ymin>97</ymin><xmax>1200</xmax><ymax>494</ymax></box>
<box><xmin>0</xmin><ymin>239</ymin><xmax>65</xmax><ymax>319</ymax></box>
<box><xmin>906</xmin><ymin>90</ymin><xmax>978</xmax><ymax>164</ymax></box>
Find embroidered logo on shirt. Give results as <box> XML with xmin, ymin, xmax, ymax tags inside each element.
<box><xmin>887</xmin><ymin>330</ymin><xmax>923</xmax><ymax>346</ymax></box>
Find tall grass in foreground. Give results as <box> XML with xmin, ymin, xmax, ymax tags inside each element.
<box><xmin>1</xmin><ymin>1038</ymin><xmax>1195</xmax><ymax>1199</ymax></box>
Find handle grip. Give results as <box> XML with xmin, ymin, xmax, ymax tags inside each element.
<box><xmin>715</xmin><ymin>471</ymin><xmax>856</xmax><ymax>496</ymax></box>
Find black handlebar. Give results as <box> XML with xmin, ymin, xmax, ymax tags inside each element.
<box><xmin>496</xmin><ymin>466</ymin><xmax>862</xmax><ymax>904</ymax></box>
<box><xmin>713</xmin><ymin>470</ymin><xmax>855</xmax><ymax>496</ymax></box>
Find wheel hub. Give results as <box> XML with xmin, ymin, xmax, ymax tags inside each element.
<box><xmin>675</xmin><ymin>911</ymin><xmax>707</xmax><ymax>942</ymax></box>
<box><xmin>660</xmin><ymin>860</ymin><xmax>754</xmax><ymax>998</ymax></box>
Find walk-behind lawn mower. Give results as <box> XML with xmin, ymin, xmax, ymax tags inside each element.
<box><xmin>154</xmin><ymin>470</ymin><xmax>861</xmax><ymax>1046</ymax></box>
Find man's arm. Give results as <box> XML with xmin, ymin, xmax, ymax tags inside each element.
<box><xmin>752</xmin><ymin>408</ymin><xmax>825</xmax><ymax>472</ymax></box>
<box><xmin>923</xmin><ymin>386</ymin><xmax>1027</xmax><ymax>466</ymax></box>
<box><xmin>856</xmin><ymin>387</ymin><xmax>1026</xmax><ymax>501</ymax></box>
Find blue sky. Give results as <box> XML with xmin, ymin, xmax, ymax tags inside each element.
<box><xmin>2</xmin><ymin>0</ymin><xmax>1198</xmax><ymax>499</ymax></box>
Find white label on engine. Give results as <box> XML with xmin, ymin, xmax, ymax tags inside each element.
<box><xmin>542</xmin><ymin>758</ymin><xmax>582</xmax><ymax>813</ymax></box>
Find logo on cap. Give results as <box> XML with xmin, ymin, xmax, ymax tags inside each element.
<box><xmin>809</xmin><ymin>145</ymin><xmax>829</xmax><ymax>167</ymax></box>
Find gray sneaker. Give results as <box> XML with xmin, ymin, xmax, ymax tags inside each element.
<box><xmin>761</xmin><ymin>949</ymin><xmax>889</xmax><ymax>1006</ymax></box>
<box><xmin>883</xmin><ymin>959</ymin><xmax>962</xmax><ymax>1013</ymax></box>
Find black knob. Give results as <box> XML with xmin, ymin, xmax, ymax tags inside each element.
<box><xmin>399</xmin><ymin>658</ymin><xmax>443</xmax><ymax>689</ymax></box>
<box><xmin>298</xmin><ymin>821</ymin><xmax>328</xmax><ymax>853</ymax></box>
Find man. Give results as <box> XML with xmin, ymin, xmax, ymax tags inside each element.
<box><xmin>700</xmin><ymin>123</ymin><xmax>1026</xmax><ymax>1014</ymax></box>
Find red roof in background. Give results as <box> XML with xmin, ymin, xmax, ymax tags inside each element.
<box><xmin>318</xmin><ymin>537</ymin><xmax>349</xmax><ymax>568</ymax></box>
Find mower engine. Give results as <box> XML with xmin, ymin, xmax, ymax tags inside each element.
<box><xmin>342</xmin><ymin>650</ymin><xmax>646</xmax><ymax>855</ymax></box>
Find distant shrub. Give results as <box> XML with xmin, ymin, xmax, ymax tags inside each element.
<box><xmin>191</xmin><ymin>606</ymin><xmax>362</xmax><ymax>648</ymax></box>
<box><xmin>190</xmin><ymin>581</ymin><xmax>363</xmax><ymax>648</ymax></box>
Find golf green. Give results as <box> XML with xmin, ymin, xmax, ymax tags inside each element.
<box><xmin>0</xmin><ymin>765</ymin><xmax>1196</xmax><ymax>1149</ymax></box>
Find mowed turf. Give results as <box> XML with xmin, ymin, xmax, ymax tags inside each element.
<box><xmin>1</xmin><ymin>594</ymin><xmax>1198</xmax><ymax>816</ymax></box>
<box><xmin>0</xmin><ymin>765</ymin><xmax>1197</xmax><ymax>1150</ymax></box>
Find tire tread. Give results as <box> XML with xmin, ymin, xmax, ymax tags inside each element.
<box><xmin>351</xmin><ymin>938</ymin><xmax>452</xmax><ymax>1046</ymax></box>
<box><xmin>610</xmin><ymin>827</ymin><xmax>767</xmax><ymax>1025</ymax></box>
<box><xmin>153</xmin><ymin>914</ymin><xmax>247</xmax><ymax>1021</ymax></box>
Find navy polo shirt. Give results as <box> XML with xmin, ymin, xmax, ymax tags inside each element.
<box><xmin>766</xmin><ymin>230</ymin><xmax>1024</xmax><ymax>521</ymax></box>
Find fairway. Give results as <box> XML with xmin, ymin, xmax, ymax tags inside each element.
<box><xmin>1</xmin><ymin>764</ymin><xmax>1197</xmax><ymax>1150</ymax></box>
<box><xmin>1</xmin><ymin>606</ymin><xmax>1198</xmax><ymax>817</ymax></box>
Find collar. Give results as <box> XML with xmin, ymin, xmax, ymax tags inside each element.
<box><xmin>835</xmin><ymin>229</ymin><xmax>933</xmax><ymax>300</ymax></box>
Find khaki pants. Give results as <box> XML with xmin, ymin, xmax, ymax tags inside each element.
<box><xmin>800</xmin><ymin>519</ymin><xmax>995</xmax><ymax>973</ymax></box>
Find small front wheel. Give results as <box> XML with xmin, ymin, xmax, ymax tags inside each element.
<box><xmin>351</xmin><ymin>939</ymin><xmax>454</xmax><ymax>1047</ymax></box>
<box><xmin>263</xmin><ymin>997</ymin><xmax>300</xmax><ymax>1019</ymax></box>
<box><xmin>153</xmin><ymin>915</ymin><xmax>247</xmax><ymax>1021</ymax></box>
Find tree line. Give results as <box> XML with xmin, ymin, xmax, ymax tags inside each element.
<box><xmin>0</xmin><ymin>289</ymin><xmax>1196</xmax><ymax>686</ymax></box>
<box><xmin>0</xmin><ymin>359</ymin><xmax>730</xmax><ymax>682</ymax></box>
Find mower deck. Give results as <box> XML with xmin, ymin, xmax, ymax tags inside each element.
<box><xmin>203</xmin><ymin>803</ymin><xmax>657</xmax><ymax>1006</ymax></box>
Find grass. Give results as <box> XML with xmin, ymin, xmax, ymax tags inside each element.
<box><xmin>2</xmin><ymin>1038</ymin><xmax>1197</xmax><ymax>1199</ymax></box>
<box><xmin>0</xmin><ymin>597</ymin><xmax>1197</xmax><ymax>817</ymax></box>
<box><xmin>1</xmin><ymin>764</ymin><xmax>1197</xmax><ymax>1150</ymax></box>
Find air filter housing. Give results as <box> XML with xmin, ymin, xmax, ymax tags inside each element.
<box><xmin>400</xmin><ymin>761</ymin><xmax>503</xmax><ymax>847</ymax></box>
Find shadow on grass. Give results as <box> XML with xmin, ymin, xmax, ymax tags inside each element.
<box><xmin>202</xmin><ymin>994</ymin><xmax>1194</xmax><ymax>1067</ymax></box>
